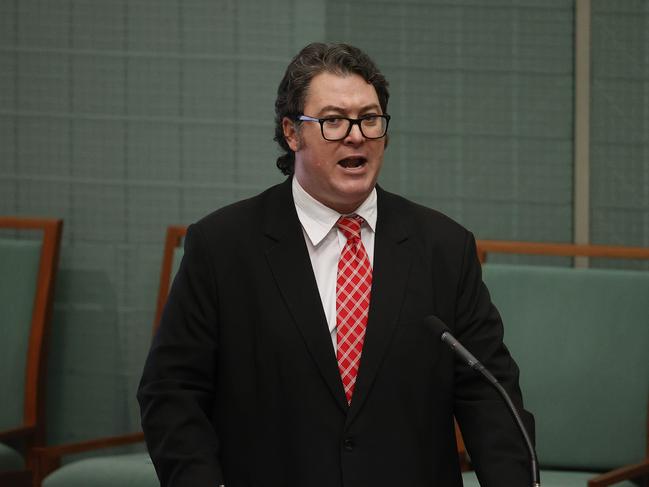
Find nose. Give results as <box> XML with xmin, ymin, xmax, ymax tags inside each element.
<box><xmin>344</xmin><ymin>122</ymin><xmax>364</xmax><ymax>144</ymax></box>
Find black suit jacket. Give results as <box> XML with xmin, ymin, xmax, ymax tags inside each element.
<box><xmin>138</xmin><ymin>178</ymin><xmax>534</xmax><ymax>487</ymax></box>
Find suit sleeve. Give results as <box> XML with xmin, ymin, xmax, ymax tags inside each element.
<box><xmin>452</xmin><ymin>231</ymin><xmax>535</xmax><ymax>486</ymax></box>
<box><xmin>137</xmin><ymin>224</ymin><xmax>224</xmax><ymax>487</ymax></box>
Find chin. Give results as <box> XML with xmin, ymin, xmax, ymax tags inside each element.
<box><xmin>333</xmin><ymin>186</ymin><xmax>374</xmax><ymax>210</ymax></box>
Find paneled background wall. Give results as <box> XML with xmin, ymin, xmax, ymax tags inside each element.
<box><xmin>330</xmin><ymin>0</ymin><xmax>574</xmax><ymax>242</ymax></box>
<box><xmin>0</xmin><ymin>0</ymin><xmax>647</xmax><ymax>448</ymax></box>
<box><xmin>591</xmin><ymin>1</ymin><xmax>649</xmax><ymax>256</ymax></box>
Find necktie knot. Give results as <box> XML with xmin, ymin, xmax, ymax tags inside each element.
<box><xmin>337</xmin><ymin>215</ymin><xmax>363</xmax><ymax>241</ymax></box>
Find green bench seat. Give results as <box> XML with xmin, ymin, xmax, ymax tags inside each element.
<box><xmin>463</xmin><ymin>264</ymin><xmax>649</xmax><ymax>486</ymax></box>
<box><xmin>0</xmin><ymin>442</ymin><xmax>24</xmax><ymax>472</ymax></box>
<box><xmin>43</xmin><ymin>452</ymin><xmax>158</xmax><ymax>487</ymax></box>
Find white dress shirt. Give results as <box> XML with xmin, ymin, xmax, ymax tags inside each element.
<box><xmin>292</xmin><ymin>177</ymin><xmax>377</xmax><ymax>351</ymax></box>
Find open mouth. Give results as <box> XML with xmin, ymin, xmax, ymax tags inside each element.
<box><xmin>338</xmin><ymin>157</ymin><xmax>367</xmax><ymax>169</ymax></box>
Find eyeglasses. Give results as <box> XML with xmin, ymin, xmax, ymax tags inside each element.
<box><xmin>297</xmin><ymin>114</ymin><xmax>391</xmax><ymax>141</ymax></box>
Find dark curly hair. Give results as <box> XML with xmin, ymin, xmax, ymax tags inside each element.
<box><xmin>274</xmin><ymin>42</ymin><xmax>390</xmax><ymax>175</ymax></box>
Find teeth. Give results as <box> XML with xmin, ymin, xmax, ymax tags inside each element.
<box><xmin>340</xmin><ymin>158</ymin><xmax>365</xmax><ymax>168</ymax></box>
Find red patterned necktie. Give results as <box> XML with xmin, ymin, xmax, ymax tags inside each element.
<box><xmin>336</xmin><ymin>215</ymin><xmax>372</xmax><ymax>405</ymax></box>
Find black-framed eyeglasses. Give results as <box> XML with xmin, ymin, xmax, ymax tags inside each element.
<box><xmin>297</xmin><ymin>114</ymin><xmax>391</xmax><ymax>141</ymax></box>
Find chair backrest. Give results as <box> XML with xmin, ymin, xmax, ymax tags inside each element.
<box><xmin>477</xmin><ymin>241</ymin><xmax>649</xmax><ymax>472</ymax></box>
<box><xmin>153</xmin><ymin>226</ymin><xmax>187</xmax><ymax>334</ymax></box>
<box><xmin>0</xmin><ymin>217</ymin><xmax>62</xmax><ymax>446</ymax></box>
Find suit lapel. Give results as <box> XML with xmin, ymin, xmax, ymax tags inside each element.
<box><xmin>263</xmin><ymin>179</ymin><xmax>348</xmax><ymax>412</ymax></box>
<box><xmin>346</xmin><ymin>188</ymin><xmax>412</xmax><ymax>426</ymax></box>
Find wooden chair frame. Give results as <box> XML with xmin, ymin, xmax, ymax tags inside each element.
<box><xmin>32</xmin><ymin>225</ymin><xmax>187</xmax><ymax>486</ymax></box>
<box><xmin>0</xmin><ymin>217</ymin><xmax>63</xmax><ymax>486</ymax></box>
<box><xmin>477</xmin><ymin>240</ymin><xmax>649</xmax><ymax>264</ymax></box>
<box><xmin>474</xmin><ymin>239</ymin><xmax>649</xmax><ymax>487</ymax></box>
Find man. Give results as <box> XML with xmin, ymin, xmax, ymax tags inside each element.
<box><xmin>138</xmin><ymin>42</ymin><xmax>534</xmax><ymax>487</ymax></box>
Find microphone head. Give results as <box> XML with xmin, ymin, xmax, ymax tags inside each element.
<box><xmin>423</xmin><ymin>315</ymin><xmax>450</xmax><ymax>339</ymax></box>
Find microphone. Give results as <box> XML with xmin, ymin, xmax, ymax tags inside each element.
<box><xmin>424</xmin><ymin>315</ymin><xmax>540</xmax><ymax>487</ymax></box>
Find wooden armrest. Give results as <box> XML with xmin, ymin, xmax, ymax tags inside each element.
<box><xmin>31</xmin><ymin>432</ymin><xmax>145</xmax><ymax>483</ymax></box>
<box><xmin>477</xmin><ymin>240</ymin><xmax>649</xmax><ymax>262</ymax></box>
<box><xmin>454</xmin><ymin>419</ymin><xmax>470</xmax><ymax>472</ymax></box>
<box><xmin>33</xmin><ymin>431</ymin><xmax>144</xmax><ymax>459</ymax></box>
<box><xmin>588</xmin><ymin>459</ymin><xmax>649</xmax><ymax>487</ymax></box>
<box><xmin>0</xmin><ymin>426</ymin><xmax>35</xmax><ymax>442</ymax></box>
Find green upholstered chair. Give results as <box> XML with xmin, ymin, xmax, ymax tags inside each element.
<box><xmin>33</xmin><ymin>226</ymin><xmax>187</xmax><ymax>487</ymax></box>
<box><xmin>0</xmin><ymin>217</ymin><xmax>63</xmax><ymax>487</ymax></box>
<box><xmin>462</xmin><ymin>241</ymin><xmax>649</xmax><ymax>487</ymax></box>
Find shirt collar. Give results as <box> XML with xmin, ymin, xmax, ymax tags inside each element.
<box><xmin>292</xmin><ymin>177</ymin><xmax>377</xmax><ymax>247</ymax></box>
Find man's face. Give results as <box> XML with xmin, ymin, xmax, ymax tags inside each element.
<box><xmin>282</xmin><ymin>71</ymin><xmax>386</xmax><ymax>214</ymax></box>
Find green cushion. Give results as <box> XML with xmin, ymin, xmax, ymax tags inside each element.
<box><xmin>482</xmin><ymin>264</ymin><xmax>649</xmax><ymax>471</ymax></box>
<box><xmin>172</xmin><ymin>246</ymin><xmax>183</xmax><ymax>283</ymax></box>
<box><xmin>0</xmin><ymin>238</ymin><xmax>42</xmax><ymax>431</ymax></box>
<box><xmin>43</xmin><ymin>452</ymin><xmax>159</xmax><ymax>487</ymax></box>
<box><xmin>462</xmin><ymin>469</ymin><xmax>638</xmax><ymax>487</ymax></box>
<box><xmin>0</xmin><ymin>441</ymin><xmax>24</xmax><ymax>472</ymax></box>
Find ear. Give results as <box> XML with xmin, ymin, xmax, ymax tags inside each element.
<box><xmin>282</xmin><ymin>117</ymin><xmax>300</xmax><ymax>152</ymax></box>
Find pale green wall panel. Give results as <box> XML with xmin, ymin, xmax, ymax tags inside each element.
<box><xmin>237</xmin><ymin>1</ymin><xmax>294</xmax><ymax>56</ymax></box>
<box><xmin>127</xmin><ymin>123</ymin><xmax>181</xmax><ymax>182</ymax></box>
<box><xmin>127</xmin><ymin>59</ymin><xmax>180</xmax><ymax>117</ymax></box>
<box><xmin>71</xmin><ymin>183</ymin><xmax>126</xmax><ymax>243</ymax></box>
<box><xmin>126</xmin><ymin>187</ymin><xmax>181</xmax><ymax>243</ymax></box>
<box><xmin>182</xmin><ymin>2</ymin><xmax>236</xmax><ymax>54</ymax></box>
<box><xmin>72</xmin><ymin>0</ymin><xmax>127</xmax><ymax>51</ymax></box>
<box><xmin>18</xmin><ymin>53</ymin><xmax>71</xmax><ymax>113</ymax></box>
<box><xmin>182</xmin><ymin>59</ymin><xmax>236</xmax><ymax>118</ymax></box>
<box><xmin>294</xmin><ymin>0</ymin><xmax>326</xmax><ymax>49</ymax></box>
<box><xmin>17</xmin><ymin>0</ymin><xmax>71</xmax><ymax>49</ymax></box>
<box><xmin>181</xmin><ymin>125</ymin><xmax>237</xmax><ymax>184</ymax></box>
<box><xmin>0</xmin><ymin>53</ymin><xmax>15</xmax><ymax>110</ymax></box>
<box><xmin>127</xmin><ymin>1</ymin><xmax>181</xmax><ymax>53</ymax></box>
<box><xmin>0</xmin><ymin>116</ymin><xmax>16</xmax><ymax>178</ymax></box>
<box><xmin>18</xmin><ymin>118</ymin><xmax>71</xmax><ymax>177</ymax></box>
<box><xmin>591</xmin><ymin>0</ymin><xmax>649</xmax><ymax>269</ymax></box>
<box><xmin>73</xmin><ymin>56</ymin><xmax>126</xmax><ymax>115</ymax></box>
<box><xmin>0</xmin><ymin>181</ymin><xmax>17</xmax><ymax>215</ymax></box>
<box><xmin>17</xmin><ymin>180</ymin><xmax>72</xmax><ymax>224</ymax></box>
<box><xmin>179</xmin><ymin>186</ymin><xmax>240</xmax><ymax>224</ymax></box>
<box><xmin>71</xmin><ymin>120</ymin><xmax>126</xmax><ymax>180</ymax></box>
<box><xmin>0</xmin><ymin>3</ymin><xmax>16</xmax><ymax>46</ymax></box>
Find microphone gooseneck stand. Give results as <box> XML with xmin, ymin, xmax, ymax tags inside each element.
<box><xmin>424</xmin><ymin>315</ymin><xmax>540</xmax><ymax>487</ymax></box>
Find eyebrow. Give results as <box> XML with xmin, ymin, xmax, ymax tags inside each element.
<box><xmin>315</xmin><ymin>104</ymin><xmax>382</xmax><ymax>116</ymax></box>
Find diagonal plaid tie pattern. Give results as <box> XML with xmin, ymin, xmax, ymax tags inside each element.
<box><xmin>336</xmin><ymin>214</ymin><xmax>372</xmax><ymax>405</ymax></box>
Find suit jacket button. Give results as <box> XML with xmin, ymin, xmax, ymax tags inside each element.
<box><xmin>343</xmin><ymin>438</ymin><xmax>355</xmax><ymax>451</ymax></box>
